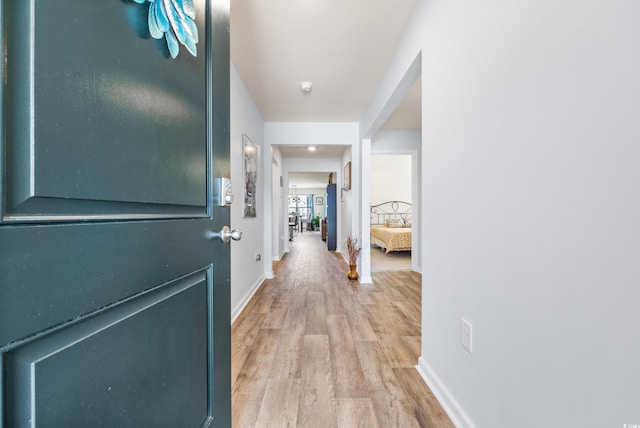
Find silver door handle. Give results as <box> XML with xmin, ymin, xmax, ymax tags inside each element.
<box><xmin>210</xmin><ymin>226</ymin><xmax>242</xmax><ymax>243</ymax></box>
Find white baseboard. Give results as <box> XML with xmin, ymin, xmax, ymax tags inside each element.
<box><xmin>272</xmin><ymin>249</ymin><xmax>286</xmax><ymax>262</ymax></box>
<box><xmin>265</xmin><ymin>270</ymin><xmax>274</xmax><ymax>279</ymax></box>
<box><xmin>416</xmin><ymin>357</ymin><xmax>477</xmax><ymax>428</ymax></box>
<box><xmin>231</xmin><ymin>274</ymin><xmax>265</xmax><ymax>324</ymax></box>
<box><xmin>359</xmin><ymin>276</ymin><xmax>373</xmax><ymax>284</ymax></box>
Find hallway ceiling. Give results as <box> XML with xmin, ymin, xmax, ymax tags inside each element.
<box><xmin>279</xmin><ymin>146</ymin><xmax>345</xmax><ymax>188</ymax></box>
<box><xmin>288</xmin><ymin>172</ymin><xmax>331</xmax><ymax>189</ymax></box>
<box><xmin>278</xmin><ymin>145</ymin><xmax>347</xmax><ymax>159</ymax></box>
<box><xmin>230</xmin><ymin>0</ymin><xmax>419</xmax><ymax>128</ymax></box>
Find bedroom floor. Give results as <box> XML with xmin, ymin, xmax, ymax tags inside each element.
<box><xmin>231</xmin><ymin>231</ymin><xmax>453</xmax><ymax>427</ymax></box>
<box><xmin>370</xmin><ymin>246</ymin><xmax>412</xmax><ymax>272</ymax></box>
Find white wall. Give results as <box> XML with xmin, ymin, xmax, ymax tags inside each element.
<box><xmin>230</xmin><ymin>63</ymin><xmax>266</xmax><ymax>322</ymax></box>
<box><xmin>367</xmin><ymin>0</ymin><xmax>640</xmax><ymax>426</ymax></box>
<box><xmin>370</xmin><ymin>154</ymin><xmax>412</xmax><ymax>205</ymax></box>
<box><xmin>265</xmin><ymin>122</ymin><xmax>358</xmax><ymax>146</ymax></box>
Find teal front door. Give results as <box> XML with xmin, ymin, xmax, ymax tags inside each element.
<box><xmin>0</xmin><ymin>1</ymin><xmax>231</xmax><ymax>426</ymax></box>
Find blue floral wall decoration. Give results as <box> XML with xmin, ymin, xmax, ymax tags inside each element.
<box><xmin>134</xmin><ymin>0</ymin><xmax>199</xmax><ymax>59</ymax></box>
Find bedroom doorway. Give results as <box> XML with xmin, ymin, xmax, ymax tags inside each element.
<box><xmin>370</xmin><ymin>154</ymin><xmax>413</xmax><ymax>272</ymax></box>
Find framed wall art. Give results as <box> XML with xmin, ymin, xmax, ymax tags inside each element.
<box><xmin>243</xmin><ymin>134</ymin><xmax>257</xmax><ymax>217</ymax></box>
<box><xmin>343</xmin><ymin>161</ymin><xmax>351</xmax><ymax>191</ymax></box>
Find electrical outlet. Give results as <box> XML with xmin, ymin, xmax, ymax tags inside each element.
<box><xmin>255</xmin><ymin>251</ymin><xmax>261</xmax><ymax>262</ymax></box>
<box><xmin>460</xmin><ymin>318</ymin><xmax>473</xmax><ymax>354</ymax></box>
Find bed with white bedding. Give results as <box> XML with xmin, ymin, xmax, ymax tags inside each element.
<box><xmin>370</xmin><ymin>201</ymin><xmax>412</xmax><ymax>253</ymax></box>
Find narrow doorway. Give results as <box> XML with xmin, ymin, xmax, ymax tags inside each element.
<box><xmin>370</xmin><ymin>154</ymin><xmax>413</xmax><ymax>272</ymax></box>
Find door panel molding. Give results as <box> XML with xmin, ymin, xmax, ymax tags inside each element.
<box><xmin>2</xmin><ymin>268</ymin><xmax>214</xmax><ymax>427</ymax></box>
<box><xmin>2</xmin><ymin>198</ymin><xmax>208</xmax><ymax>223</ymax></box>
<box><xmin>0</xmin><ymin>219</ymin><xmax>215</xmax><ymax>346</ymax></box>
<box><xmin>2</xmin><ymin>0</ymin><xmax>209</xmax><ymax>223</ymax></box>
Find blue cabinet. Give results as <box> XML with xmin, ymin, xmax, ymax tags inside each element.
<box><xmin>326</xmin><ymin>184</ymin><xmax>337</xmax><ymax>250</ymax></box>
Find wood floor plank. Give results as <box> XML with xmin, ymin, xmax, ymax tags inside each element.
<box><xmin>250</xmin><ymin>292</ymin><xmax>275</xmax><ymax>314</ymax></box>
<box><xmin>337</xmin><ymin>280</ymin><xmax>359</xmax><ymax>297</ymax></box>
<box><xmin>378</xmin><ymin>333</ymin><xmax>421</xmax><ymax>368</ymax></box>
<box><xmin>354</xmin><ymin>339</ymin><xmax>420</xmax><ymax>428</ymax></box>
<box><xmin>297</xmin><ymin>335</ymin><xmax>337</xmax><ymax>427</ymax></box>
<box><xmin>341</xmin><ymin>295</ymin><xmax>378</xmax><ymax>342</ymax></box>
<box><xmin>260</xmin><ymin>278</ymin><xmax>283</xmax><ymax>295</ymax></box>
<box><xmin>327</xmin><ymin>314</ymin><xmax>369</xmax><ymax>398</ymax></box>
<box><xmin>355</xmin><ymin>289</ymin><xmax>381</xmax><ymax>305</ymax></box>
<box><xmin>287</xmin><ymin>285</ymin><xmax>309</xmax><ymax>309</ymax></box>
<box><xmin>323</xmin><ymin>281</ymin><xmax>346</xmax><ymax>314</ymax></box>
<box><xmin>261</xmin><ymin>289</ymin><xmax>291</xmax><ymax>329</ymax></box>
<box><xmin>376</xmin><ymin>275</ymin><xmax>412</xmax><ymax>303</ymax></box>
<box><xmin>393</xmin><ymin>299</ymin><xmax>422</xmax><ymax>329</ymax></box>
<box><xmin>231</xmin><ymin>312</ymin><xmax>267</xmax><ymax>384</ymax></box>
<box><xmin>393</xmin><ymin>277</ymin><xmax>422</xmax><ymax>303</ymax></box>
<box><xmin>370</xmin><ymin>247</ymin><xmax>412</xmax><ymax>272</ymax></box>
<box><xmin>394</xmin><ymin>368</ymin><xmax>456</xmax><ymax>428</ymax></box>
<box><xmin>307</xmin><ymin>280</ymin><xmax>328</xmax><ymax>292</ymax></box>
<box><xmin>254</xmin><ymin>378</ymin><xmax>301</xmax><ymax>428</ymax></box>
<box><xmin>270</xmin><ymin>307</ymin><xmax>306</xmax><ymax>379</ymax></box>
<box><xmin>336</xmin><ymin>398</ymin><xmax>380</xmax><ymax>428</ymax></box>
<box><xmin>305</xmin><ymin>291</ymin><xmax>328</xmax><ymax>335</ymax></box>
<box><xmin>366</xmin><ymin>303</ymin><xmax>420</xmax><ymax>337</ymax></box>
<box><xmin>367</xmin><ymin>290</ymin><xmax>397</xmax><ymax>307</ymax></box>
<box><xmin>232</xmin><ymin>329</ymin><xmax>282</xmax><ymax>428</ymax></box>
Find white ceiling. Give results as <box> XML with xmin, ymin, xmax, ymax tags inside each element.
<box><xmin>277</xmin><ymin>145</ymin><xmax>346</xmax><ymax>160</ymax></box>
<box><xmin>288</xmin><ymin>171</ymin><xmax>332</xmax><ymax>189</ymax></box>
<box><xmin>230</xmin><ymin>0</ymin><xmax>419</xmax><ymax>125</ymax></box>
<box><xmin>230</xmin><ymin>0</ymin><xmax>421</xmax><ymax>188</ymax></box>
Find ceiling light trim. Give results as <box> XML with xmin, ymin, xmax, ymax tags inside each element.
<box><xmin>299</xmin><ymin>81</ymin><xmax>313</xmax><ymax>93</ymax></box>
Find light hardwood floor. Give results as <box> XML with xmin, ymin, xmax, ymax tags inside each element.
<box><xmin>370</xmin><ymin>246</ymin><xmax>412</xmax><ymax>272</ymax></box>
<box><xmin>232</xmin><ymin>231</ymin><xmax>454</xmax><ymax>428</ymax></box>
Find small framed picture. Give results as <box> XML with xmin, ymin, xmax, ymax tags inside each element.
<box><xmin>316</xmin><ymin>196</ymin><xmax>323</xmax><ymax>205</ymax></box>
<box><xmin>343</xmin><ymin>161</ymin><xmax>351</xmax><ymax>191</ymax></box>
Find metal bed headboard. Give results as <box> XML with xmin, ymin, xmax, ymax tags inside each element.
<box><xmin>370</xmin><ymin>201</ymin><xmax>412</xmax><ymax>225</ymax></box>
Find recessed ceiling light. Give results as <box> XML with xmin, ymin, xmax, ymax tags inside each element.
<box><xmin>300</xmin><ymin>81</ymin><xmax>312</xmax><ymax>93</ymax></box>
<box><xmin>308</xmin><ymin>146</ymin><xmax>316</xmax><ymax>151</ymax></box>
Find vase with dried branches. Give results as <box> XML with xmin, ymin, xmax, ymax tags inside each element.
<box><xmin>345</xmin><ymin>234</ymin><xmax>361</xmax><ymax>280</ymax></box>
